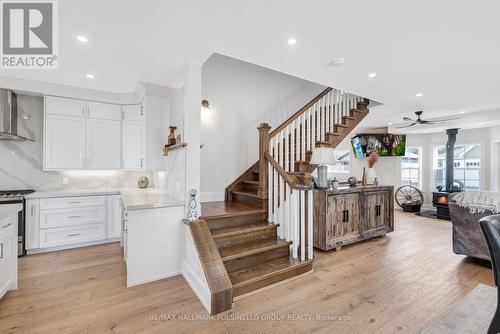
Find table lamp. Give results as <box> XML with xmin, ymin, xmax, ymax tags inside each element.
<box><xmin>310</xmin><ymin>147</ymin><xmax>335</xmax><ymax>188</ymax></box>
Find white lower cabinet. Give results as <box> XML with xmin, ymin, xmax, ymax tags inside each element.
<box><xmin>39</xmin><ymin>223</ymin><xmax>106</xmax><ymax>248</ymax></box>
<box><xmin>107</xmin><ymin>195</ymin><xmax>122</xmax><ymax>239</ymax></box>
<box><xmin>26</xmin><ymin>194</ymin><xmax>122</xmax><ymax>253</ymax></box>
<box><xmin>0</xmin><ymin>214</ymin><xmax>18</xmax><ymax>300</ymax></box>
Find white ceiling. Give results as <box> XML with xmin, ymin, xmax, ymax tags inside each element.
<box><xmin>2</xmin><ymin>0</ymin><xmax>500</xmax><ymax>129</ymax></box>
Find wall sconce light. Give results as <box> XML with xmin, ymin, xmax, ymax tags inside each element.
<box><xmin>201</xmin><ymin>99</ymin><xmax>210</xmax><ymax>112</ymax></box>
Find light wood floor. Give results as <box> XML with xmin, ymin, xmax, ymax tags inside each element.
<box><xmin>0</xmin><ymin>211</ymin><xmax>494</xmax><ymax>334</ymax></box>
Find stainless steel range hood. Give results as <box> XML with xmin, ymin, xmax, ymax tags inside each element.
<box><xmin>0</xmin><ymin>89</ymin><xmax>34</xmax><ymax>141</ymax></box>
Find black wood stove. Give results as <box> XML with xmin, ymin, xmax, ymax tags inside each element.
<box><xmin>431</xmin><ymin>129</ymin><xmax>462</xmax><ymax>220</ymax></box>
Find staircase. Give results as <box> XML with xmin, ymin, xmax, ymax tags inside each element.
<box><xmin>199</xmin><ymin>87</ymin><xmax>370</xmax><ymax>312</ymax></box>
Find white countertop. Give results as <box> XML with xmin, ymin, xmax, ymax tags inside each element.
<box><xmin>0</xmin><ymin>203</ymin><xmax>22</xmax><ymax>221</ymax></box>
<box><xmin>24</xmin><ymin>188</ymin><xmax>184</xmax><ymax>211</ymax></box>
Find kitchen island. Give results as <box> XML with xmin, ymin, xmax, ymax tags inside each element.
<box><xmin>313</xmin><ymin>185</ymin><xmax>394</xmax><ymax>251</ymax></box>
<box><xmin>24</xmin><ymin>188</ymin><xmax>185</xmax><ymax>287</ymax></box>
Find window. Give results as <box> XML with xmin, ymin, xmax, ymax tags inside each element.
<box><xmin>400</xmin><ymin>147</ymin><xmax>422</xmax><ymax>188</ymax></box>
<box><xmin>328</xmin><ymin>149</ymin><xmax>351</xmax><ymax>174</ymax></box>
<box><xmin>433</xmin><ymin>144</ymin><xmax>481</xmax><ymax>190</ymax></box>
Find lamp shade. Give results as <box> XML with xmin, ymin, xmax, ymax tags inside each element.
<box><xmin>310</xmin><ymin>147</ymin><xmax>335</xmax><ymax>165</ymax></box>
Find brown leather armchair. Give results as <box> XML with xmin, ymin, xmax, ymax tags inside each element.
<box><xmin>449</xmin><ymin>193</ymin><xmax>492</xmax><ymax>260</ymax></box>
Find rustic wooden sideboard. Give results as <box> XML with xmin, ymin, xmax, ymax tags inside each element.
<box><xmin>313</xmin><ymin>185</ymin><xmax>394</xmax><ymax>251</ymax></box>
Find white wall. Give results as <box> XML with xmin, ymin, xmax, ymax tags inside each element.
<box><xmin>200</xmin><ymin>54</ymin><xmax>326</xmax><ymax>201</ymax></box>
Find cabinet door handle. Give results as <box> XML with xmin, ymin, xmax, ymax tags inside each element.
<box><xmin>140</xmin><ymin>158</ymin><xmax>144</xmax><ymax>168</ymax></box>
<box><xmin>31</xmin><ymin>205</ymin><xmax>35</xmax><ymax>216</ymax></box>
<box><xmin>68</xmin><ymin>215</ymin><xmax>81</xmax><ymax>219</ymax></box>
<box><xmin>1</xmin><ymin>223</ymin><xmax>13</xmax><ymax>228</ymax></box>
<box><xmin>0</xmin><ymin>243</ymin><xmax>3</xmax><ymax>259</ymax></box>
<box><xmin>376</xmin><ymin>205</ymin><xmax>381</xmax><ymax>217</ymax></box>
<box><xmin>342</xmin><ymin>210</ymin><xmax>349</xmax><ymax>223</ymax></box>
<box><xmin>68</xmin><ymin>233</ymin><xmax>81</xmax><ymax>237</ymax></box>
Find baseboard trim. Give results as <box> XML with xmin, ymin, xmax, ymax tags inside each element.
<box><xmin>182</xmin><ymin>260</ymin><xmax>211</xmax><ymax>313</ymax></box>
<box><xmin>201</xmin><ymin>191</ymin><xmax>225</xmax><ymax>203</ymax></box>
<box><xmin>127</xmin><ymin>271</ymin><xmax>181</xmax><ymax>288</ymax></box>
<box><xmin>27</xmin><ymin>238</ymin><xmax>121</xmax><ymax>255</ymax></box>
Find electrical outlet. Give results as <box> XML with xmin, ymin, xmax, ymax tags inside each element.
<box><xmin>62</xmin><ymin>176</ymin><xmax>69</xmax><ymax>185</ymax></box>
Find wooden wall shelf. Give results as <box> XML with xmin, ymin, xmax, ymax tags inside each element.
<box><xmin>163</xmin><ymin>143</ymin><xmax>187</xmax><ymax>156</ymax></box>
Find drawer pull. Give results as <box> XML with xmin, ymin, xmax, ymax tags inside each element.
<box><xmin>68</xmin><ymin>201</ymin><xmax>81</xmax><ymax>204</ymax></box>
<box><xmin>67</xmin><ymin>233</ymin><xmax>81</xmax><ymax>237</ymax></box>
<box><xmin>1</xmin><ymin>223</ymin><xmax>13</xmax><ymax>228</ymax></box>
<box><xmin>68</xmin><ymin>215</ymin><xmax>81</xmax><ymax>219</ymax></box>
<box><xmin>0</xmin><ymin>243</ymin><xmax>3</xmax><ymax>259</ymax></box>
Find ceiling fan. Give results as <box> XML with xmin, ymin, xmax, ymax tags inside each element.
<box><xmin>396</xmin><ymin>111</ymin><xmax>460</xmax><ymax>128</ymax></box>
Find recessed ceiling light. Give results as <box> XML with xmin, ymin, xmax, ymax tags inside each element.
<box><xmin>459</xmin><ymin>110</ymin><xmax>466</xmax><ymax>114</ymax></box>
<box><xmin>479</xmin><ymin>122</ymin><xmax>485</xmax><ymax>125</ymax></box>
<box><xmin>415</xmin><ymin>93</ymin><xmax>424</xmax><ymax>97</ymax></box>
<box><xmin>287</xmin><ymin>38</ymin><xmax>297</xmax><ymax>45</ymax></box>
<box><xmin>368</xmin><ymin>73</ymin><xmax>377</xmax><ymax>78</ymax></box>
<box><xmin>329</xmin><ymin>58</ymin><xmax>345</xmax><ymax>67</ymax></box>
<box><xmin>76</xmin><ymin>35</ymin><xmax>88</xmax><ymax>43</ymax></box>
<box><xmin>85</xmin><ymin>73</ymin><xmax>95</xmax><ymax>79</ymax></box>
<box><xmin>388</xmin><ymin>122</ymin><xmax>393</xmax><ymax>125</ymax></box>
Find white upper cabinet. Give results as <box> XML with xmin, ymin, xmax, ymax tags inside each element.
<box><xmin>122</xmin><ymin>105</ymin><xmax>145</xmax><ymax>169</ymax></box>
<box><xmin>45</xmin><ymin>96</ymin><xmax>86</xmax><ymax>117</ymax></box>
<box><xmin>86</xmin><ymin>118</ymin><xmax>121</xmax><ymax>169</ymax></box>
<box><xmin>122</xmin><ymin>104</ymin><xmax>143</xmax><ymax>121</ymax></box>
<box><xmin>87</xmin><ymin>102</ymin><xmax>122</xmax><ymax>121</ymax></box>
<box><xmin>44</xmin><ymin>95</ymin><xmax>168</xmax><ymax>171</ymax></box>
<box><xmin>44</xmin><ymin>114</ymin><xmax>86</xmax><ymax>169</ymax></box>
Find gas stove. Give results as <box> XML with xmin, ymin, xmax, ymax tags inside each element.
<box><xmin>0</xmin><ymin>190</ymin><xmax>34</xmax><ymax>203</ymax></box>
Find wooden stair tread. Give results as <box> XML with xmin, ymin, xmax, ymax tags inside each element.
<box><xmin>242</xmin><ymin>180</ymin><xmax>259</xmax><ymax>185</ymax></box>
<box><xmin>231</xmin><ymin>190</ymin><xmax>262</xmax><ymax>199</ymax></box>
<box><xmin>335</xmin><ymin>123</ymin><xmax>349</xmax><ymax>128</ymax></box>
<box><xmin>211</xmin><ymin>223</ymin><xmax>275</xmax><ymax>238</ymax></box>
<box><xmin>343</xmin><ymin>115</ymin><xmax>355</xmax><ymax>120</ymax></box>
<box><xmin>325</xmin><ymin>132</ymin><xmax>340</xmax><ymax>136</ymax></box>
<box><xmin>201</xmin><ymin>201</ymin><xmax>265</xmax><ymax>220</ymax></box>
<box><xmin>219</xmin><ymin>239</ymin><xmax>292</xmax><ymax>262</ymax></box>
<box><xmin>229</xmin><ymin>257</ymin><xmax>313</xmax><ymax>287</ymax></box>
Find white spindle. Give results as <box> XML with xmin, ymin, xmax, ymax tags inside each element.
<box><xmin>286</xmin><ymin>183</ymin><xmax>290</xmax><ymax>241</ymax></box>
<box><xmin>307</xmin><ymin>190</ymin><xmax>313</xmax><ymax>260</ymax></box>
<box><xmin>279</xmin><ymin>174</ymin><xmax>284</xmax><ymax>239</ymax></box>
<box><xmin>326</xmin><ymin>94</ymin><xmax>330</xmax><ymax>135</ymax></box>
<box><xmin>312</xmin><ymin>104</ymin><xmax>316</xmax><ymax>148</ymax></box>
<box><xmin>268</xmin><ymin>138</ymin><xmax>274</xmax><ymax>223</ymax></box>
<box><xmin>291</xmin><ymin>121</ymin><xmax>296</xmax><ymax>171</ymax></box>
<box><xmin>301</xmin><ymin>114</ymin><xmax>305</xmax><ymax>161</ymax></box>
<box><xmin>284</xmin><ymin>126</ymin><xmax>289</xmax><ymax>171</ymax></box>
<box><xmin>292</xmin><ymin>190</ymin><xmax>299</xmax><ymax>258</ymax></box>
<box><xmin>274</xmin><ymin>170</ymin><xmax>280</xmax><ymax>233</ymax></box>
<box><xmin>300</xmin><ymin>190</ymin><xmax>305</xmax><ymax>261</ymax></box>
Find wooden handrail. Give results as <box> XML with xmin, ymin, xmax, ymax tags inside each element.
<box><xmin>265</xmin><ymin>152</ymin><xmax>313</xmax><ymax>190</ymax></box>
<box><xmin>269</xmin><ymin>87</ymin><xmax>332</xmax><ymax>138</ymax></box>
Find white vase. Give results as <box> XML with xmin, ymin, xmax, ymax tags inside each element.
<box><xmin>367</xmin><ymin>168</ymin><xmax>377</xmax><ymax>184</ymax></box>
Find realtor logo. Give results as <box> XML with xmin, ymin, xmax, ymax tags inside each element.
<box><xmin>1</xmin><ymin>0</ymin><xmax>58</xmax><ymax>69</ymax></box>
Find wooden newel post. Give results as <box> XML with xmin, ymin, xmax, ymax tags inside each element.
<box><xmin>257</xmin><ymin>123</ymin><xmax>271</xmax><ymax>199</ymax></box>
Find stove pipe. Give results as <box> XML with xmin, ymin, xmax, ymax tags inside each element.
<box><xmin>445</xmin><ymin>128</ymin><xmax>459</xmax><ymax>191</ymax></box>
